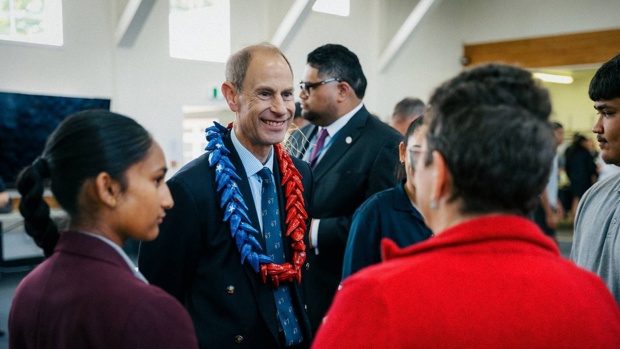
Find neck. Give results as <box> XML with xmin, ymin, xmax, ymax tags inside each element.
<box><xmin>403</xmin><ymin>180</ymin><xmax>416</xmax><ymax>206</ymax></box>
<box><xmin>427</xmin><ymin>199</ymin><xmax>481</xmax><ymax>236</ymax></box>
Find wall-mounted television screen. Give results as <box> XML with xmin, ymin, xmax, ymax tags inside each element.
<box><xmin>0</xmin><ymin>91</ymin><xmax>111</xmax><ymax>188</ymax></box>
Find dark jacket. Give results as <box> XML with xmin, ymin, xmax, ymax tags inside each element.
<box><xmin>10</xmin><ymin>231</ymin><xmax>198</xmax><ymax>349</ymax></box>
<box><xmin>139</xmin><ymin>130</ymin><xmax>313</xmax><ymax>348</ymax></box>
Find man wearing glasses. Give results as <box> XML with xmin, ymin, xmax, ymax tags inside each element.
<box><xmin>288</xmin><ymin>43</ymin><xmax>402</xmax><ymax>335</ymax></box>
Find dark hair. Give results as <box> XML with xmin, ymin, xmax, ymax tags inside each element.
<box><xmin>392</xmin><ymin>97</ymin><xmax>425</xmax><ymax>123</ymax></box>
<box><xmin>16</xmin><ymin>110</ymin><xmax>153</xmax><ymax>256</ymax></box>
<box><xmin>550</xmin><ymin>121</ymin><xmax>563</xmax><ymax>130</ymax></box>
<box><xmin>396</xmin><ymin>116</ymin><xmax>425</xmax><ymax>181</ymax></box>
<box><xmin>589</xmin><ymin>53</ymin><xmax>620</xmax><ymax>101</ymax></box>
<box><xmin>424</xmin><ymin>64</ymin><xmax>554</xmax><ymax>216</ymax></box>
<box><xmin>431</xmin><ymin>64</ymin><xmax>551</xmax><ymax>121</ymax></box>
<box><xmin>226</xmin><ymin>43</ymin><xmax>292</xmax><ymax>93</ymax></box>
<box><xmin>307</xmin><ymin>44</ymin><xmax>367</xmax><ymax>99</ymax></box>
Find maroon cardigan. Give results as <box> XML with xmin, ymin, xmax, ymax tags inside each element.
<box><xmin>313</xmin><ymin>215</ymin><xmax>620</xmax><ymax>348</ymax></box>
<box><xmin>9</xmin><ymin>231</ymin><xmax>198</xmax><ymax>349</ymax></box>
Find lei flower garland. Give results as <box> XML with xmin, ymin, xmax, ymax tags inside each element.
<box><xmin>205</xmin><ymin>122</ymin><xmax>308</xmax><ymax>288</ymax></box>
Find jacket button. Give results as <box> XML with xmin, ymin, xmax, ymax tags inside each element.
<box><xmin>235</xmin><ymin>335</ymin><xmax>244</xmax><ymax>344</ymax></box>
<box><xmin>226</xmin><ymin>285</ymin><xmax>235</xmax><ymax>294</ymax></box>
<box><xmin>305</xmin><ymin>263</ymin><xmax>310</xmax><ymax>271</ymax></box>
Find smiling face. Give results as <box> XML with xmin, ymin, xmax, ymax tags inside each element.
<box><xmin>593</xmin><ymin>97</ymin><xmax>620</xmax><ymax>165</ymax></box>
<box><xmin>114</xmin><ymin>142</ymin><xmax>173</xmax><ymax>243</ymax></box>
<box><xmin>231</xmin><ymin>50</ymin><xmax>295</xmax><ymax>162</ymax></box>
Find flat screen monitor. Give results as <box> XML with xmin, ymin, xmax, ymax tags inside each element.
<box><xmin>0</xmin><ymin>91</ymin><xmax>110</xmax><ymax>188</ymax></box>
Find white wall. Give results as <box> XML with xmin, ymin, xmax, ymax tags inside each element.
<box><xmin>1</xmin><ymin>0</ymin><xmax>619</xmax><ymax>173</ymax></box>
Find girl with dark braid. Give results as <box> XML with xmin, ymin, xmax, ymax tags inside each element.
<box><xmin>9</xmin><ymin>110</ymin><xmax>198</xmax><ymax>349</ymax></box>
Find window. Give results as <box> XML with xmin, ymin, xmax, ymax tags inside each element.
<box><xmin>169</xmin><ymin>0</ymin><xmax>230</xmax><ymax>63</ymax></box>
<box><xmin>312</xmin><ymin>0</ymin><xmax>349</xmax><ymax>17</ymax></box>
<box><xmin>0</xmin><ymin>0</ymin><xmax>63</xmax><ymax>46</ymax></box>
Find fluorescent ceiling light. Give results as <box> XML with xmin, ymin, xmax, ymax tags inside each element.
<box><xmin>313</xmin><ymin>0</ymin><xmax>350</xmax><ymax>17</ymax></box>
<box><xmin>533</xmin><ymin>73</ymin><xmax>574</xmax><ymax>84</ymax></box>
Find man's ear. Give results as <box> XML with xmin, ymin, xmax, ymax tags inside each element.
<box><xmin>95</xmin><ymin>172</ymin><xmax>121</xmax><ymax>207</ymax></box>
<box><xmin>221</xmin><ymin>82</ymin><xmax>239</xmax><ymax>112</ymax></box>
<box><xmin>336</xmin><ymin>81</ymin><xmax>353</xmax><ymax>102</ymax></box>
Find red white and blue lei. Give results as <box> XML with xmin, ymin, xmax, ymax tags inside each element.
<box><xmin>205</xmin><ymin>122</ymin><xmax>308</xmax><ymax>287</ymax></box>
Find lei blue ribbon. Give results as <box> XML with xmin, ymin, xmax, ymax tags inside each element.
<box><xmin>205</xmin><ymin>122</ymin><xmax>274</xmax><ymax>272</ymax></box>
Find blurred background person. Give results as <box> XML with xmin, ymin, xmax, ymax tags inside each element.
<box><xmin>564</xmin><ymin>133</ymin><xmax>598</xmax><ymax>222</ymax></box>
<box><xmin>312</xmin><ymin>64</ymin><xmax>620</xmax><ymax>348</ymax></box>
<box><xmin>341</xmin><ymin>116</ymin><xmax>432</xmax><ymax>280</ymax></box>
<box><xmin>388</xmin><ymin>97</ymin><xmax>425</xmax><ymax>136</ymax></box>
<box><xmin>10</xmin><ymin>110</ymin><xmax>198</xmax><ymax>349</ymax></box>
<box><xmin>530</xmin><ymin>121</ymin><xmax>564</xmax><ymax>241</ymax></box>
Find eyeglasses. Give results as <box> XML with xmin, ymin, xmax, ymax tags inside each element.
<box><xmin>408</xmin><ymin>148</ymin><xmax>426</xmax><ymax>170</ymax></box>
<box><xmin>299</xmin><ymin>78</ymin><xmax>342</xmax><ymax>95</ymax></box>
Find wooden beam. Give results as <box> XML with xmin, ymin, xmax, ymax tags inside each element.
<box><xmin>463</xmin><ymin>28</ymin><xmax>620</xmax><ymax>69</ymax></box>
<box><xmin>378</xmin><ymin>0</ymin><xmax>443</xmax><ymax>73</ymax></box>
<box><xmin>271</xmin><ymin>0</ymin><xmax>313</xmax><ymax>49</ymax></box>
<box><xmin>116</xmin><ymin>0</ymin><xmax>156</xmax><ymax>47</ymax></box>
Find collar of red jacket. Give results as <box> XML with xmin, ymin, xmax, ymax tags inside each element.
<box><xmin>381</xmin><ymin>215</ymin><xmax>560</xmax><ymax>261</ymax></box>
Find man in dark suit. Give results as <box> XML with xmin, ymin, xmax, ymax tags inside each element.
<box><xmin>139</xmin><ymin>44</ymin><xmax>313</xmax><ymax>348</ymax></box>
<box><xmin>288</xmin><ymin>44</ymin><xmax>402</xmax><ymax>334</ymax></box>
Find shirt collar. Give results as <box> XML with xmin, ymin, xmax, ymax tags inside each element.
<box><xmin>230</xmin><ymin>127</ymin><xmax>274</xmax><ymax>177</ymax></box>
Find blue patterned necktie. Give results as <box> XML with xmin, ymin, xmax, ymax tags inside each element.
<box><xmin>257</xmin><ymin>167</ymin><xmax>303</xmax><ymax>346</ymax></box>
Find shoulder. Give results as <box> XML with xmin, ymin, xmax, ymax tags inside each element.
<box><xmin>359</xmin><ymin>111</ymin><xmax>402</xmax><ymax>143</ymax></box>
<box><xmin>171</xmin><ymin>152</ymin><xmax>211</xmax><ymax>180</ymax></box>
<box><xmin>357</xmin><ymin>187</ymin><xmax>396</xmax><ymax>212</ymax></box>
<box><xmin>121</xmin><ymin>285</ymin><xmax>198</xmax><ymax>348</ymax></box>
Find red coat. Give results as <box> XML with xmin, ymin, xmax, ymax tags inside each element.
<box><xmin>313</xmin><ymin>215</ymin><xmax>620</xmax><ymax>349</ymax></box>
<box><xmin>9</xmin><ymin>231</ymin><xmax>198</xmax><ymax>349</ymax></box>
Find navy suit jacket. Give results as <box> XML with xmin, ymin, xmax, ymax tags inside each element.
<box><xmin>10</xmin><ymin>231</ymin><xmax>197</xmax><ymax>349</ymax></box>
<box><xmin>288</xmin><ymin>106</ymin><xmax>402</xmax><ymax>333</ymax></box>
<box><xmin>139</xmin><ymin>130</ymin><xmax>313</xmax><ymax>348</ymax></box>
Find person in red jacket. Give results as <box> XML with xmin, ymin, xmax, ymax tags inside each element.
<box><xmin>312</xmin><ymin>64</ymin><xmax>620</xmax><ymax>349</ymax></box>
<box><xmin>10</xmin><ymin>110</ymin><xmax>198</xmax><ymax>349</ymax></box>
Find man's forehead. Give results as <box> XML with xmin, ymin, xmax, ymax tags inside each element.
<box><xmin>594</xmin><ymin>98</ymin><xmax>620</xmax><ymax>109</ymax></box>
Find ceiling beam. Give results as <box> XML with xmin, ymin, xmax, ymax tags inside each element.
<box><xmin>116</xmin><ymin>0</ymin><xmax>156</xmax><ymax>47</ymax></box>
<box><xmin>378</xmin><ymin>0</ymin><xmax>442</xmax><ymax>73</ymax></box>
<box><xmin>270</xmin><ymin>0</ymin><xmax>314</xmax><ymax>50</ymax></box>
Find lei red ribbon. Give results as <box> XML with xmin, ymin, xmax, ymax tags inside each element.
<box><xmin>259</xmin><ymin>144</ymin><xmax>308</xmax><ymax>287</ymax></box>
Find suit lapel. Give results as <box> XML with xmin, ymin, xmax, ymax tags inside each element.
<box><xmin>313</xmin><ymin>107</ymin><xmax>369</xmax><ymax>181</ymax></box>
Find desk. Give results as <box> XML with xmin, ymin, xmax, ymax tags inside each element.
<box><xmin>0</xmin><ymin>209</ymin><xmax>67</xmax><ymax>268</ymax></box>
